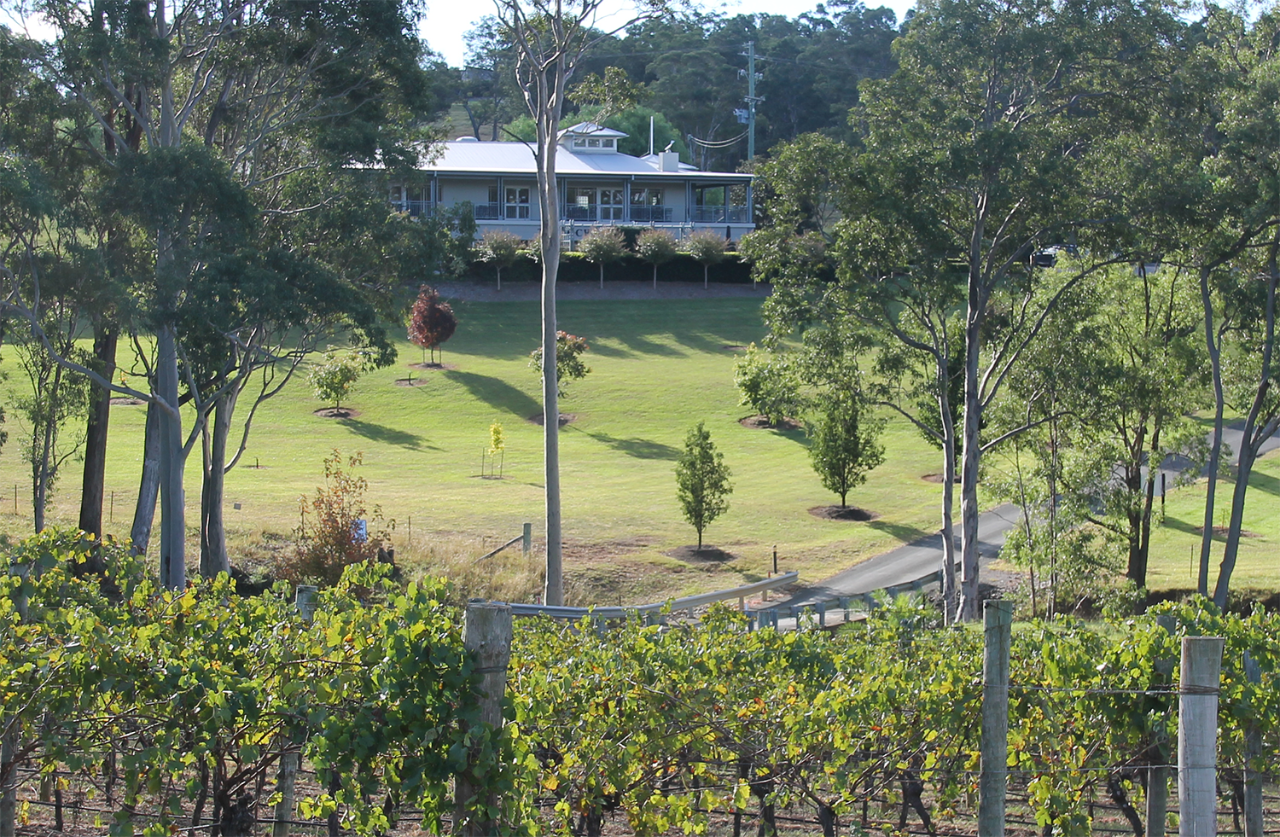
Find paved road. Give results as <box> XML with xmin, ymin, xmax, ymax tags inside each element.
<box><xmin>776</xmin><ymin>503</ymin><xmax>1022</xmax><ymax>609</ymax></box>
<box><xmin>777</xmin><ymin>420</ymin><xmax>1280</xmax><ymax>611</ymax></box>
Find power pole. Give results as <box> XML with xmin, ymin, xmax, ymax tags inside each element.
<box><xmin>739</xmin><ymin>41</ymin><xmax>763</xmax><ymax>160</ymax></box>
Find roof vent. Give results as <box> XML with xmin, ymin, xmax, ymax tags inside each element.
<box><xmin>456</xmin><ymin>136</ymin><xmax>480</xmax><ymax>142</ymax></box>
<box><xmin>659</xmin><ymin>151</ymin><xmax>680</xmax><ymax>172</ymax></box>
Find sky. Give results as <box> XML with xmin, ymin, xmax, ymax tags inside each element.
<box><xmin>420</xmin><ymin>0</ymin><xmax>917</xmax><ymax>68</ymax></box>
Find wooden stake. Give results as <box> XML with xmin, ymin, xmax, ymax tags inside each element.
<box><xmin>455</xmin><ymin>601</ymin><xmax>512</xmax><ymax>835</ymax></box>
<box><xmin>977</xmin><ymin>599</ymin><xmax>1012</xmax><ymax>836</ymax></box>
<box><xmin>1178</xmin><ymin>636</ymin><xmax>1224</xmax><ymax>837</ymax></box>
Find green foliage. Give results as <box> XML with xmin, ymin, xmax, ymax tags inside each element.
<box><xmin>281</xmin><ymin>450</ymin><xmax>387</xmax><ymax>587</ymax></box>
<box><xmin>309</xmin><ymin>350</ymin><xmax>368</xmax><ymax>411</ymax></box>
<box><xmin>529</xmin><ymin>331</ymin><xmax>591</xmax><ymax>398</ymax></box>
<box><xmin>674</xmin><ymin>421</ymin><xmax>732</xmax><ymax>549</ymax></box>
<box><xmin>577</xmin><ymin>227</ymin><xmax>627</xmax><ymax>265</ymax></box>
<box><xmin>0</xmin><ymin>531</ymin><xmax>511</xmax><ymax>837</ymax></box>
<box><xmin>635</xmin><ymin>228</ymin><xmax>678</xmax><ymax>265</ymax></box>
<box><xmin>732</xmin><ymin>343</ymin><xmax>800</xmax><ymax>426</ymax></box>
<box><xmin>807</xmin><ymin>394</ymin><xmax>885</xmax><ymax>508</ymax></box>
<box><xmin>489</xmin><ymin>422</ymin><xmax>505</xmax><ymax>456</ymax></box>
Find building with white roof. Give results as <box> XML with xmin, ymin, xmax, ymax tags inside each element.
<box><xmin>390</xmin><ymin>122</ymin><xmax>755</xmax><ymax>245</ymax></box>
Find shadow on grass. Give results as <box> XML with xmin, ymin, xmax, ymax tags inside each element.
<box><xmin>443</xmin><ymin>370</ymin><xmax>541</xmax><ymax>418</ymax></box>
<box><xmin>866</xmin><ymin>519</ymin><xmax>934</xmax><ymax>545</ymax></box>
<box><xmin>1245</xmin><ymin>470</ymin><xmax>1280</xmax><ymax>497</ymax></box>
<box><xmin>1161</xmin><ymin>515</ymin><xmax>1220</xmax><ymax>540</ymax></box>
<box><xmin>338</xmin><ymin>418</ymin><xmax>438</xmax><ymax>451</ymax></box>
<box><xmin>574</xmin><ymin>428</ymin><xmax>680</xmax><ymax>460</ymax></box>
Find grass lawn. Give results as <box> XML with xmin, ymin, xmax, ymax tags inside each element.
<box><xmin>1</xmin><ymin>290</ymin><xmax>1272</xmax><ymax>604</ymax></box>
<box><xmin>0</xmin><ymin>293</ymin><xmax>954</xmax><ymax>604</ymax></box>
<box><xmin>1147</xmin><ymin>450</ymin><xmax>1280</xmax><ymax>595</ymax></box>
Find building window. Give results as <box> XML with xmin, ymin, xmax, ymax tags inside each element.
<box><xmin>573</xmin><ymin>138</ymin><xmax>587</xmax><ymax>148</ymax></box>
<box><xmin>600</xmin><ymin>188</ymin><xmax>623</xmax><ymax>220</ymax></box>
<box><xmin>603</xmin><ymin>138</ymin><xmax>614</xmax><ymax>149</ymax></box>
<box><xmin>505</xmin><ymin>186</ymin><xmax>531</xmax><ymax>219</ymax></box>
<box><xmin>587</xmin><ymin>138</ymin><xmax>600</xmax><ymax>148</ymax></box>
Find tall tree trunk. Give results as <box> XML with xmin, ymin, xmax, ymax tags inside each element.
<box><xmin>536</xmin><ymin>80</ymin><xmax>565</xmax><ymax>607</ymax></box>
<box><xmin>1214</xmin><ymin>250</ymin><xmax>1278</xmax><ymax>609</ymax></box>
<box><xmin>958</xmin><ymin>306</ymin><xmax>983</xmax><ymax>621</ymax></box>
<box><xmin>938</xmin><ymin>364</ymin><xmax>958</xmax><ymax>623</ymax></box>
<box><xmin>1198</xmin><ymin>266</ymin><xmax>1224</xmax><ymax>595</ymax></box>
<box><xmin>78</xmin><ymin>324</ymin><xmax>118</xmax><ymax>538</ymax></box>
<box><xmin>200</xmin><ymin>388</ymin><xmax>237</xmax><ymax>578</ymax></box>
<box><xmin>156</xmin><ymin>322</ymin><xmax>187</xmax><ymax>589</ymax></box>
<box><xmin>132</xmin><ymin>400</ymin><xmax>161</xmax><ymax>556</ymax></box>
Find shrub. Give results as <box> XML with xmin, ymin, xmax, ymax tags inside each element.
<box><xmin>279</xmin><ymin>450</ymin><xmax>386</xmax><ymax>586</ymax></box>
<box><xmin>309</xmin><ymin>350</ymin><xmax>367</xmax><ymax>411</ymax></box>
<box><xmin>578</xmin><ymin>227</ymin><xmax>628</xmax><ymax>287</ymax></box>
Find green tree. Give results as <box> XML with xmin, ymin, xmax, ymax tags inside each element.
<box><xmin>530</xmin><ymin>331</ymin><xmax>591</xmax><ymax>399</ymax></box>
<box><xmin>578</xmin><ymin>227</ymin><xmax>627</xmax><ymax>289</ymax></box>
<box><xmin>636</xmin><ymin>228</ymin><xmax>678</xmax><ymax>289</ymax></box>
<box><xmin>807</xmin><ymin>395</ymin><xmax>884</xmax><ymax>508</ymax></box>
<box><xmin>475</xmin><ymin>229</ymin><xmax>523</xmax><ymax>290</ymax></box>
<box><xmin>682</xmin><ymin>229</ymin><xmax>728</xmax><ymax>289</ymax></box>
<box><xmin>310</xmin><ymin>351</ymin><xmax>367</xmax><ymax>413</ymax></box>
<box><xmin>675</xmin><ymin>421</ymin><xmax>732</xmax><ymax>550</ymax></box>
<box><xmin>732</xmin><ymin>343</ymin><xmax>800</xmax><ymax>427</ymax></box>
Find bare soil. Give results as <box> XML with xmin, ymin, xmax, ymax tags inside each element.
<box><xmin>528</xmin><ymin>412</ymin><xmax>576</xmax><ymax>427</ymax></box>
<box><xmin>739</xmin><ymin>414</ymin><xmax>802</xmax><ymax>431</ymax></box>
<box><xmin>313</xmin><ymin>407</ymin><xmax>362</xmax><ymax>419</ymax></box>
<box><xmin>722</xmin><ymin>344</ymin><xmax>748</xmax><ymax>352</ymax></box>
<box><xmin>406</xmin><ymin>361</ymin><xmax>456</xmax><ymax>371</ymax></box>
<box><xmin>808</xmin><ymin>505</ymin><xmax>879</xmax><ymax>522</ymax></box>
<box><xmin>922</xmin><ymin>473</ymin><xmax>961</xmax><ymax>483</ymax></box>
<box><xmin>109</xmin><ymin>397</ymin><xmax>144</xmax><ymax>406</ymax></box>
<box><xmin>665</xmin><ymin>545</ymin><xmax>737</xmax><ymax>564</ymax></box>
<box><xmin>1196</xmin><ymin>524</ymin><xmax>1259</xmax><ymax>538</ymax></box>
<box><xmin>394</xmin><ymin>378</ymin><xmax>431</xmax><ymax>387</ymax></box>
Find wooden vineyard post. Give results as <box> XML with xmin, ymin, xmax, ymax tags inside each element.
<box><xmin>1147</xmin><ymin>614</ymin><xmax>1176</xmax><ymax>837</ymax></box>
<box><xmin>1242</xmin><ymin>652</ymin><xmax>1263</xmax><ymax>837</ymax></box>
<box><xmin>0</xmin><ymin>563</ymin><xmax>31</xmax><ymax>837</ymax></box>
<box><xmin>455</xmin><ymin>601</ymin><xmax>512</xmax><ymax>836</ymax></box>
<box><xmin>522</xmin><ymin>522</ymin><xmax>532</xmax><ymax>558</ymax></box>
<box><xmin>273</xmin><ymin>585</ymin><xmax>317</xmax><ymax>837</ymax></box>
<box><xmin>1178</xmin><ymin>636</ymin><xmax>1224</xmax><ymax>837</ymax></box>
<box><xmin>977</xmin><ymin>599</ymin><xmax>1012</xmax><ymax>836</ymax></box>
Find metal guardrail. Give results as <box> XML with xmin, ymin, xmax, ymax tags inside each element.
<box><xmin>754</xmin><ymin>568</ymin><xmax>944</xmax><ymax>630</ymax></box>
<box><xmin>508</xmin><ymin>571</ymin><xmax>799</xmax><ymax>622</ymax></box>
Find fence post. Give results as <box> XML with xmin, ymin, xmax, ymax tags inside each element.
<box><xmin>978</xmin><ymin>599</ymin><xmax>1012</xmax><ymax>836</ymax></box>
<box><xmin>1178</xmin><ymin>636</ymin><xmax>1224</xmax><ymax>837</ymax></box>
<box><xmin>455</xmin><ymin>601</ymin><xmax>512</xmax><ymax>836</ymax></box>
<box><xmin>522</xmin><ymin>523</ymin><xmax>532</xmax><ymax>558</ymax></box>
<box><xmin>1147</xmin><ymin>614</ymin><xmax>1177</xmax><ymax>837</ymax></box>
<box><xmin>1</xmin><ymin>563</ymin><xmax>31</xmax><ymax>837</ymax></box>
<box><xmin>273</xmin><ymin>585</ymin><xmax>317</xmax><ymax>837</ymax></box>
<box><xmin>1242</xmin><ymin>651</ymin><xmax>1263</xmax><ymax>837</ymax></box>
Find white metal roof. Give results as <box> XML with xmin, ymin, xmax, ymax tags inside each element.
<box><xmin>422</xmin><ymin>141</ymin><xmax>751</xmax><ymax>181</ymax></box>
<box><xmin>561</xmin><ymin>121</ymin><xmax>628</xmax><ymax>139</ymax></box>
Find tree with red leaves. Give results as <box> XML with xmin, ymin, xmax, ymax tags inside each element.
<box><xmin>407</xmin><ymin>286</ymin><xmax>458</xmax><ymax>366</ymax></box>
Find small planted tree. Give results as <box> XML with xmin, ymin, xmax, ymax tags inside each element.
<box><xmin>636</xmin><ymin>228</ymin><xmax>678</xmax><ymax>289</ymax></box>
<box><xmin>530</xmin><ymin>331</ymin><xmax>591</xmax><ymax>398</ymax></box>
<box><xmin>487</xmin><ymin>421</ymin><xmax>505</xmax><ymax>477</ymax></box>
<box><xmin>407</xmin><ymin>285</ymin><xmax>458</xmax><ymax>367</ymax></box>
<box><xmin>474</xmin><ymin>229</ymin><xmax>523</xmax><ymax>290</ymax></box>
<box><xmin>682</xmin><ymin>229</ymin><xmax>728</xmax><ymax>289</ymax></box>
<box><xmin>733</xmin><ymin>344</ymin><xmax>801</xmax><ymax>427</ymax></box>
<box><xmin>808</xmin><ymin>395</ymin><xmax>885</xmax><ymax>508</ymax></box>
<box><xmin>309</xmin><ymin>350</ymin><xmax>367</xmax><ymax>415</ymax></box>
<box><xmin>675</xmin><ymin>421</ymin><xmax>733</xmax><ymax>550</ymax></box>
<box><xmin>579</xmin><ymin>227</ymin><xmax>628</xmax><ymax>289</ymax></box>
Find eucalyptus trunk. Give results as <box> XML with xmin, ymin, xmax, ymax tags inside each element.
<box><xmin>1214</xmin><ymin>251</ymin><xmax>1278</xmax><ymax>609</ymax></box>
<box><xmin>131</xmin><ymin>400</ymin><xmax>161</xmax><ymax>556</ymax></box>
<box><xmin>155</xmin><ymin>322</ymin><xmax>187</xmax><ymax>589</ymax></box>
<box><xmin>1197</xmin><ymin>265</ymin><xmax>1224</xmax><ymax>595</ymax></box>
<box><xmin>200</xmin><ymin>388</ymin><xmax>238</xmax><ymax>578</ymax></box>
<box><xmin>78</xmin><ymin>324</ymin><xmax>118</xmax><ymax>539</ymax></box>
<box><xmin>958</xmin><ymin>292</ymin><xmax>984</xmax><ymax>621</ymax></box>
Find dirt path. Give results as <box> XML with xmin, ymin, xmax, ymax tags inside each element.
<box><xmin>434</xmin><ymin>278</ymin><xmax>772</xmax><ymax>303</ymax></box>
